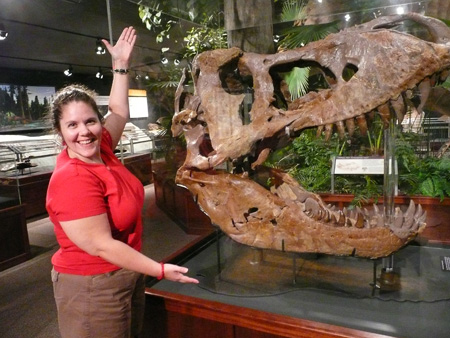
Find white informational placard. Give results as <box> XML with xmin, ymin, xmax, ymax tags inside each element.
<box><xmin>129</xmin><ymin>96</ymin><xmax>149</xmax><ymax>118</ymax></box>
<box><xmin>95</xmin><ymin>90</ymin><xmax>149</xmax><ymax>118</ymax></box>
<box><xmin>334</xmin><ymin>157</ymin><xmax>384</xmax><ymax>175</ymax></box>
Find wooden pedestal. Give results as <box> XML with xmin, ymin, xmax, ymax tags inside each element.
<box><xmin>0</xmin><ymin>171</ymin><xmax>52</xmax><ymax>219</ymax></box>
<box><xmin>123</xmin><ymin>153</ymin><xmax>152</xmax><ymax>185</ymax></box>
<box><xmin>0</xmin><ymin>204</ymin><xmax>31</xmax><ymax>271</ymax></box>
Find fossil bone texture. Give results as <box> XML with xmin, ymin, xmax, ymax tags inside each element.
<box><xmin>172</xmin><ymin>13</ymin><xmax>450</xmax><ymax>258</ymax></box>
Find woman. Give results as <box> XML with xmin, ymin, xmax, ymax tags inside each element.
<box><xmin>46</xmin><ymin>26</ymin><xmax>198</xmax><ymax>338</ymax></box>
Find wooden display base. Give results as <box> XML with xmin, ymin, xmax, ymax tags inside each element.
<box><xmin>0</xmin><ymin>170</ymin><xmax>52</xmax><ymax>218</ymax></box>
<box><xmin>0</xmin><ymin>204</ymin><xmax>31</xmax><ymax>271</ymax></box>
<box><xmin>143</xmin><ymin>235</ymin><xmax>450</xmax><ymax>338</ymax></box>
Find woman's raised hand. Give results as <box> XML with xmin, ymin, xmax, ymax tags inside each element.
<box><xmin>102</xmin><ymin>26</ymin><xmax>137</xmax><ymax>67</ymax></box>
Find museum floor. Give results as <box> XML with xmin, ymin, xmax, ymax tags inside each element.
<box><xmin>0</xmin><ymin>184</ymin><xmax>200</xmax><ymax>338</ymax></box>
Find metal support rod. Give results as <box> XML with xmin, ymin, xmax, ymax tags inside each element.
<box><xmin>106</xmin><ymin>0</ymin><xmax>114</xmax><ymax>45</ymax></box>
<box><xmin>383</xmin><ymin>113</ymin><xmax>397</xmax><ymax>271</ymax></box>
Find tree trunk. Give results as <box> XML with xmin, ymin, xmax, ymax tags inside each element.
<box><xmin>224</xmin><ymin>0</ymin><xmax>274</xmax><ymax>54</ymax></box>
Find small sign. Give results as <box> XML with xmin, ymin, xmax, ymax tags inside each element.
<box><xmin>440</xmin><ymin>256</ymin><xmax>450</xmax><ymax>272</ymax></box>
<box><xmin>334</xmin><ymin>157</ymin><xmax>384</xmax><ymax>175</ymax></box>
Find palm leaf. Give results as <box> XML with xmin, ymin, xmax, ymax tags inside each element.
<box><xmin>280</xmin><ymin>0</ymin><xmax>307</xmax><ymax>23</ymax></box>
<box><xmin>279</xmin><ymin>21</ymin><xmax>339</xmax><ymax>49</ymax></box>
<box><xmin>283</xmin><ymin>67</ymin><xmax>310</xmax><ymax>100</ymax></box>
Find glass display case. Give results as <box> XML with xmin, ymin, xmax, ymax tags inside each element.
<box><xmin>115</xmin><ymin>123</ymin><xmax>155</xmax><ymax>162</ymax></box>
<box><xmin>0</xmin><ymin>135</ymin><xmax>61</xmax><ymax>177</ymax></box>
<box><xmin>145</xmin><ymin>231</ymin><xmax>450</xmax><ymax>338</ymax></box>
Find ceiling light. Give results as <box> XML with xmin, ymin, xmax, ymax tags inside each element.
<box><xmin>96</xmin><ymin>38</ymin><xmax>105</xmax><ymax>55</ymax></box>
<box><xmin>64</xmin><ymin>65</ymin><xmax>73</xmax><ymax>76</ymax></box>
<box><xmin>96</xmin><ymin>67</ymin><xmax>103</xmax><ymax>79</ymax></box>
<box><xmin>0</xmin><ymin>23</ymin><xmax>8</xmax><ymax>41</ymax></box>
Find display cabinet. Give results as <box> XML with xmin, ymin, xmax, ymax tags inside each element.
<box><xmin>144</xmin><ymin>231</ymin><xmax>450</xmax><ymax>338</ymax></box>
<box><xmin>0</xmin><ymin>136</ymin><xmax>59</xmax><ymax>218</ymax></box>
<box><xmin>115</xmin><ymin>123</ymin><xmax>154</xmax><ymax>161</ymax></box>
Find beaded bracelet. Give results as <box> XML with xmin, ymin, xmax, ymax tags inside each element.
<box><xmin>112</xmin><ymin>68</ymin><xmax>129</xmax><ymax>74</ymax></box>
<box><xmin>157</xmin><ymin>262</ymin><xmax>165</xmax><ymax>280</ymax></box>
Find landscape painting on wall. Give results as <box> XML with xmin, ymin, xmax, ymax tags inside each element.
<box><xmin>0</xmin><ymin>84</ymin><xmax>55</xmax><ymax>134</ymax></box>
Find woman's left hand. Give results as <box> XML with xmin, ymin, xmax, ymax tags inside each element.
<box><xmin>163</xmin><ymin>264</ymin><xmax>200</xmax><ymax>284</ymax></box>
<box><xmin>102</xmin><ymin>26</ymin><xmax>136</xmax><ymax>67</ymax></box>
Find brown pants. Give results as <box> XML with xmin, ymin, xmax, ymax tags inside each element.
<box><xmin>52</xmin><ymin>268</ymin><xmax>145</xmax><ymax>338</ymax></box>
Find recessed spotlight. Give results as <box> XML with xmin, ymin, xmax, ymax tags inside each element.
<box><xmin>96</xmin><ymin>67</ymin><xmax>103</xmax><ymax>79</ymax></box>
<box><xmin>64</xmin><ymin>65</ymin><xmax>73</xmax><ymax>76</ymax></box>
<box><xmin>96</xmin><ymin>38</ymin><xmax>106</xmax><ymax>55</ymax></box>
<box><xmin>0</xmin><ymin>23</ymin><xmax>8</xmax><ymax>41</ymax></box>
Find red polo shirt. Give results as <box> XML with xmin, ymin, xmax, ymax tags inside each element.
<box><xmin>46</xmin><ymin>128</ymin><xmax>144</xmax><ymax>275</ymax></box>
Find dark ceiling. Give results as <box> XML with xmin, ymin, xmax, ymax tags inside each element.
<box><xmin>1</xmin><ymin>0</ymin><xmax>449</xmax><ymax>81</ymax></box>
<box><xmin>0</xmin><ymin>0</ymin><xmax>192</xmax><ymax>79</ymax></box>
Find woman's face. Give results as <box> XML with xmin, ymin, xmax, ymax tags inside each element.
<box><xmin>59</xmin><ymin>101</ymin><xmax>103</xmax><ymax>163</ymax></box>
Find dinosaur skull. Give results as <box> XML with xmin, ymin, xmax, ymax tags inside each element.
<box><xmin>172</xmin><ymin>13</ymin><xmax>450</xmax><ymax>258</ymax></box>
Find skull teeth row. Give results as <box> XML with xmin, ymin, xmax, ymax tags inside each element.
<box><xmin>316</xmin><ymin>70</ymin><xmax>449</xmax><ymax>141</ymax></box>
<box><xmin>302</xmin><ymin>197</ymin><xmax>426</xmax><ymax>238</ymax></box>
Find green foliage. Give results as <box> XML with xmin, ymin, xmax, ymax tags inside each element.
<box><xmin>279</xmin><ymin>21</ymin><xmax>339</xmax><ymax>50</ymax></box>
<box><xmin>395</xmin><ymin>132</ymin><xmax>450</xmax><ymax>200</ymax></box>
<box><xmin>280</xmin><ymin>0</ymin><xmax>308</xmax><ymax>23</ymax></box>
<box><xmin>182</xmin><ymin>15</ymin><xmax>227</xmax><ymax>60</ymax></box>
<box><xmin>265</xmin><ymin>126</ymin><xmax>450</xmax><ymax>206</ymax></box>
<box><xmin>139</xmin><ymin>4</ymin><xmax>176</xmax><ymax>43</ymax></box>
<box><xmin>281</xmin><ymin>67</ymin><xmax>310</xmax><ymax>100</ymax></box>
<box><xmin>276</xmin><ymin>2</ymin><xmax>339</xmax><ymax>101</ymax></box>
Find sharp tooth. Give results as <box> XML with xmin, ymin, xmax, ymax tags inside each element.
<box><xmin>417</xmin><ymin>210</ymin><xmax>427</xmax><ymax>224</ymax></box>
<box><xmin>337</xmin><ymin>211</ymin><xmax>346</xmax><ymax>226</ymax></box>
<box><xmin>393</xmin><ymin>207</ymin><xmax>403</xmax><ymax>228</ymax></box>
<box><xmin>324</xmin><ymin>124</ymin><xmax>333</xmax><ymax>141</ymax></box>
<box><xmin>390</xmin><ymin>95</ymin><xmax>406</xmax><ymax>123</ymax></box>
<box><xmin>354</xmin><ymin>211</ymin><xmax>364</xmax><ymax>228</ymax></box>
<box><xmin>373</xmin><ymin>204</ymin><xmax>380</xmax><ymax>216</ymax></box>
<box><xmin>330</xmin><ymin>213</ymin><xmax>337</xmax><ymax>224</ymax></box>
<box><xmin>377</xmin><ymin>103</ymin><xmax>391</xmax><ymax>128</ymax></box>
<box><xmin>404</xmin><ymin>200</ymin><xmax>416</xmax><ymax>221</ymax></box>
<box><xmin>346</xmin><ymin>217</ymin><xmax>353</xmax><ymax>227</ymax></box>
<box><xmin>345</xmin><ymin>118</ymin><xmax>355</xmax><ymax>136</ymax></box>
<box><xmin>355</xmin><ymin>115</ymin><xmax>368</xmax><ymax>136</ymax></box>
<box><xmin>336</xmin><ymin>120</ymin><xmax>346</xmax><ymax>139</ymax></box>
<box><xmin>414</xmin><ymin>204</ymin><xmax>423</xmax><ymax>219</ymax></box>
<box><xmin>439</xmin><ymin>69</ymin><xmax>449</xmax><ymax>82</ymax></box>
<box><xmin>417</xmin><ymin>78</ymin><xmax>431</xmax><ymax>114</ymax></box>
<box><xmin>316</xmin><ymin>125</ymin><xmax>324</xmax><ymax>138</ymax></box>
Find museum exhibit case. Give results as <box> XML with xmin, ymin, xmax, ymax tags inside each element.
<box><xmin>0</xmin><ymin>122</ymin><xmax>155</xmax><ymax>218</ymax></box>
<box><xmin>143</xmin><ymin>3</ymin><xmax>450</xmax><ymax>337</ymax></box>
<box><xmin>144</xmin><ymin>228</ymin><xmax>450</xmax><ymax>338</ymax></box>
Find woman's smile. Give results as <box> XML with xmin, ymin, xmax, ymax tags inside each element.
<box><xmin>59</xmin><ymin>101</ymin><xmax>103</xmax><ymax>164</ymax></box>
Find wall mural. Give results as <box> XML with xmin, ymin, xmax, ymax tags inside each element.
<box><xmin>172</xmin><ymin>13</ymin><xmax>450</xmax><ymax>259</ymax></box>
<box><xmin>0</xmin><ymin>85</ymin><xmax>54</xmax><ymax>133</ymax></box>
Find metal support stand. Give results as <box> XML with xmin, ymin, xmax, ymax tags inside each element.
<box><xmin>378</xmin><ymin>114</ymin><xmax>400</xmax><ymax>291</ymax></box>
<box><xmin>215</xmin><ymin>228</ymin><xmax>222</xmax><ymax>275</ymax></box>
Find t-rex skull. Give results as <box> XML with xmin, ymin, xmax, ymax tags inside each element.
<box><xmin>172</xmin><ymin>13</ymin><xmax>450</xmax><ymax>258</ymax></box>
